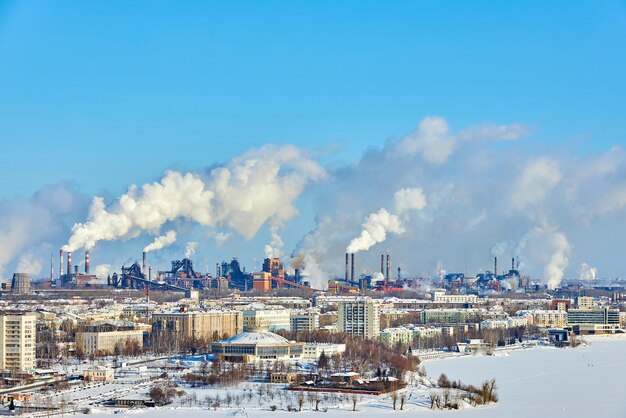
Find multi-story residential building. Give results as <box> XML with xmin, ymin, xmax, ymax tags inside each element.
<box><xmin>76</xmin><ymin>327</ymin><xmax>144</xmax><ymax>355</ymax></box>
<box><xmin>575</xmin><ymin>296</ymin><xmax>594</xmax><ymax>309</ymax></box>
<box><xmin>337</xmin><ymin>297</ymin><xmax>380</xmax><ymax>339</ymax></box>
<box><xmin>518</xmin><ymin>310</ymin><xmax>568</xmax><ymax>328</ymax></box>
<box><xmin>433</xmin><ymin>292</ymin><xmax>478</xmax><ymax>304</ymax></box>
<box><xmin>0</xmin><ymin>313</ymin><xmax>36</xmax><ymax>371</ymax></box>
<box><xmin>379</xmin><ymin>327</ymin><xmax>414</xmax><ymax>346</ymax></box>
<box><xmin>422</xmin><ymin>308</ymin><xmax>481</xmax><ymax>324</ymax></box>
<box><xmin>152</xmin><ymin>309</ymin><xmax>243</xmax><ymax>342</ymax></box>
<box><xmin>302</xmin><ymin>342</ymin><xmax>346</xmax><ymax>360</ymax></box>
<box><xmin>290</xmin><ymin>310</ymin><xmax>320</xmax><ymax>333</ymax></box>
<box><xmin>243</xmin><ymin>308</ymin><xmax>291</xmax><ymax>332</ymax></box>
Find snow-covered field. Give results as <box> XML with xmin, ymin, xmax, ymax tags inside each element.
<box><xmin>424</xmin><ymin>335</ymin><xmax>626</xmax><ymax>418</ymax></box>
<box><xmin>73</xmin><ymin>336</ymin><xmax>626</xmax><ymax>418</ymax></box>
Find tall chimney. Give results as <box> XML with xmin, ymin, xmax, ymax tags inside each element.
<box><xmin>350</xmin><ymin>253</ymin><xmax>355</xmax><ymax>283</ymax></box>
<box><xmin>59</xmin><ymin>248</ymin><xmax>64</xmax><ymax>279</ymax></box>
<box><xmin>85</xmin><ymin>250</ymin><xmax>90</xmax><ymax>275</ymax></box>
<box><xmin>345</xmin><ymin>253</ymin><xmax>349</xmax><ymax>282</ymax></box>
<box><xmin>494</xmin><ymin>256</ymin><xmax>498</xmax><ymax>277</ymax></box>
<box><xmin>67</xmin><ymin>251</ymin><xmax>72</xmax><ymax>276</ymax></box>
<box><xmin>149</xmin><ymin>266</ymin><xmax>153</xmax><ymax>281</ymax></box>
<box><xmin>380</xmin><ymin>254</ymin><xmax>384</xmax><ymax>275</ymax></box>
<box><xmin>50</xmin><ymin>253</ymin><xmax>54</xmax><ymax>281</ymax></box>
<box><xmin>386</xmin><ymin>254</ymin><xmax>390</xmax><ymax>280</ymax></box>
<box><xmin>512</xmin><ymin>257</ymin><xmax>515</xmax><ymax>271</ymax></box>
<box><xmin>142</xmin><ymin>251</ymin><xmax>147</xmax><ymax>276</ymax></box>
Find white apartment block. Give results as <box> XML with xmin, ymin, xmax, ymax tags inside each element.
<box><xmin>0</xmin><ymin>313</ymin><xmax>36</xmax><ymax>371</ymax></box>
<box><xmin>243</xmin><ymin>308</ymin><xmax>291</xmax><ymax>332</ymax></box>
<box><xmin>518</xmin><ymin>310</ymin><xmax>568</xmax><ymax>328</ymax></box>
<box><xmin>433</xmin><ymin>292</ymin><xmax>478</xmax><ymax>304</ymax></box>
<box><xmin>302</xmin><ymin>342</ymin><xmax>346</xmax><ymax>360</ymax></box>
<box><xmin>290</xmin><ymin>310</ymin><xmax>320</xmax><ymax>332</ymax></box>
<box><xmin>76</xmin><ymin>330</ymin><xmax>144</xmax><ymax>355</ymax></box>
<box><xmin>337</xmin><ymin>297</ymin><xmax>380</xmax><ymax>339</ymax></box>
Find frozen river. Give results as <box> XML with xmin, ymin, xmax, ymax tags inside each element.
<box><xmin>424</xmin><ymin>335</ymin><xmax>626</xmax><ymax>417</ymax></box>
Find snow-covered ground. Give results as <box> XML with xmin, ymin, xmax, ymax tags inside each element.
<box><xmin>33</xmin><ymin>336</ymin><xmax>626</xmax><ymax>418</ymax></box>
<box><xmin>424</xmin><ymin>335</ymin><xmax>626</xmax><ymax>418</ymax></box>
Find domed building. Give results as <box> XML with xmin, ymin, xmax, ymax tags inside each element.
<box><xmin>211</xmin><ymin>328</ymin><xmax>304</xmax><ymax>363</ymax></box>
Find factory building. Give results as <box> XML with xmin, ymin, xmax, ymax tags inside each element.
<box><xmin>0</xmin><ymin>313</ymin><xmax>36</xmax><ymax>372</ymax></box>
<box><xmin>337</xmin><ymin>297</ymin><xmax>380</xmax><ymax>339</ymax></box>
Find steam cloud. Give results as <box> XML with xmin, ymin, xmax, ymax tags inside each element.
<box><xmin>65</xmin><ymin>145</ymin><xmax>325</xmax><ymax>251</ymax></box>
<box><xmin>185</xmin><ymin>242</ymin><xmax>197</xmax><ymax>259</ymax></box>
<box><xmin>144</xmin><ymin>230</ymin><xmax>177</xmax><ymax>253</ymax></box>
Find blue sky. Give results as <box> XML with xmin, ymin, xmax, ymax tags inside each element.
<box><xmin>1</xmin><ymin>1</ymin><xmax>625</xmax><ymax>198</ymax></box>
<box><xmin>1</xmin><ymin>1</ymin><xmax>626</xmax><ymax>283</ymax></box>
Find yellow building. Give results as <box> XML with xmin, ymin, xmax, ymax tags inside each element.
<box><xmin>76</xmin><ymin>329</ymin><xmax>144</xmax><ymax>355</ymax></box>
<box><xmin>0</xmin><ymin>313</ymin><xmax>36</xmax><ymax>371</ymax></box>
<box><xmin>152</xmin><ymin>309</ymin><xmax>243</xmax><ymax>342</ymax></box>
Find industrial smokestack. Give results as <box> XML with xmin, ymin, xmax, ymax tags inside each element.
<box><xmin>74</xmin><ymin>265</ymin><xmax>79</xmax><ymax>276</ymax></box>
<box><xmin>351</xmin><ymin>253</ymin><xmax>355</xmax><ymax>283</ymax></box>
<box><xmin>512</xmin><ymin>257</ymin><xmax>515</xmax><ymax>271</ymax></box>
<box><xmin>494</xmin><ymin>256</ymin><xmax>498</xmax><ymax>277</ymax></box>
<box><xmin>142</xmin><ymin>251</ymin><xmax>147</xmax><ymax>276</ymax></box>
<box><xmin>381</xmin><ymin>254</ymin><xmax>384</xmax><ymax>275</ymax></box>
<box><xmin>59</xmin><ymin>248</ymin><xmax>64</xmax><ymax>280</ymax></box>
<box><xmin>50</xmin><ymin>253</ymin><xmax>54</xmax><ymax>281</ymax></box>
<box><xmin>345</xmin><ymin>253</ymin><xmax>349</xmax><ymax>282</ymax></box>
<box><xmin>386</xmin><ymin>254</ymin><xmax>390</xmax><ymax>280</ymax></box>
<box><xmin>85</xmin><ymin>250</ymin><xmax>90</xmax><ymax>275</ymax></box>
<box><xmin>148</xmin><ymin>266</ymin><xmax>153</xmax><ymax>281</ymax></box>
<box><xmin>67</xmin><ymin>251</ymin><xmax>72</xmax><ymax>276</ymax></box>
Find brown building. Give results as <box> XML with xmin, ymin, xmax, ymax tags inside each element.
<box><xmin>152</xmin><ymin>309</ymin><xmax>243</xmax><ymax>342</ymax></box>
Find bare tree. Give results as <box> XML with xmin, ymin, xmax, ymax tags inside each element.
<box><xmin>391</xmin><ymin>392</ymin><xmax>398</xmax><ymax>410</ymax></box>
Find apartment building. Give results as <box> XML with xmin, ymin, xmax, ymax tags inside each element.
<box><xmin>0</xmin><ymin>313</ymin><xmax>36</xmax><ymax>371</ymax></box>
<box><xmin>290</xmin><ymin>310</ymin><xmax>320</xmax><ymax>332</ymax></box>
<box><xmin>152</xmin><ymin>309</ymin><xmax>243</xmax><ymax>342</ymax></box>
<box><xmin>243</xmin><ymin>308</ymin><xmax>291</xmax><ymax>332</ymax></box>
<box><xmin>337</xmin><ymin>297</ymin><xmax>380</xmax><ymax>339</ymax></box>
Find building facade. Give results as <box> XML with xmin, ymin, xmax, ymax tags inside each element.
<box><xmin>152</xmin><ymin>309</ymin><xmax>243</xmax><ymax>342</ymax></box>
<box><xmin>0</xmin><ymin>313</ymin><xmax>36</xmax><ymax>371</ymax></box>
<box><xmin>337</xmin><ymin>297</ymin><xmax>380</xmax><ymax>339</ymax></box>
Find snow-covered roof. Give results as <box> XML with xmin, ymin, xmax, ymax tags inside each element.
<box><xmin>220</xmin><ymin>331</ymin><xmax>289</xmax><ymax>345</ymax></box>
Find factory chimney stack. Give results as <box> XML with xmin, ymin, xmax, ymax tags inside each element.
<box><xmin>380</xmin><ymin>254</ymin><xmax>384</xmax><ymax>275</ymax></box>
<box><xmin>59</xmin><ymin>248</ymin><xmax>64</xmax><ymax>280</ymax></box>
<box><xmin>50</xmin><ymin>253</ymin><xmax>54</xmax><ymax>281</ymax></box>
<box><xmin>142</xmin><ymin>251</ymin><xmax>147</xmax><ymax>276</ymax></box>
<box><xmin>67</xmin><ymin>251</ymin><xmax>72</xmax><ymax>276</ymax></box>
<box><xmin>494</xmin><ymin>257</ymin><xmax>498</xmax><ymax>277</ymax></box>
<box><xmin>85</xmin><ymin>250</ymin><xmax>90</xmax><ymax>275</ymax></box>
<box><xmin>350</xmin><ymin>253</ymin><xmax>355</xmax><ymax>283</ymax></box>
<box><xmin>345</xmin><ymin>253</ymin><xmax>349</xmax><ymax>282</ymax></box>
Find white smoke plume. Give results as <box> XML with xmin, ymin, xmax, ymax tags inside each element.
<box><xmin>264</xmin><ymin>225</ymin><xmax>284</xmax><ymax>259</ymax></box>
<box><xmin>346</xmin><ymin>208</ymin><xmax>404</xmax><ymax>253</ymax></box>
<box><xmin>144</xmin><ymin>230</ymin><xmax>177</xmax><ymax>253</ymax></box>
<box><xmin>579</xmin><ymin>262</ymin><xmax>597</xmax><ymax>281</ymax></box>
<box><xmin>16</xmin><ymin>253</ymin><xmax>43</xmax><ymax>276</ymax></box>
<box><xmin>94</xmin><ymin>264</ymin><xmax>112</xmax><ymax>279</ymax></box>
<box><xmin>65</xmin><ymin>144</ymin><xmax>325</xmax><ymax>251</ymax></box>
<box><xmin>185</xmin><ymin>242</ymin><xmax>197</xmax><ymax>259</ymax></box>
<box><xmin>491</xmin><ymin>241</ymin><xmax>508</xmax><ymax>257</ymax></box>
<box><xmin>394</xmin><ymin>187</ymin><xmax>427</xmax><ymax>213</ymax></box>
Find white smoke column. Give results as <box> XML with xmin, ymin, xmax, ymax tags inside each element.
<box><xmin>94</xmin><ymin>264</ymin><xmax>111</xmax><ymax>279</ymax></box>
<box><xmin>144</xmin><ymin>230</ymin><xmax>177</xmax><ymax>253</ymax></box>
<box><xmin>579</xmin><ymin>262</ymin><xmax>597</xmax><ymax>281</ymax></box>
<box><xmin>346</xmin><ymin>208</ymin><xmax>404</xmax><ymax>253</ymax></box>
<box><xmin>16</xmin><ymin>253</ymin><xmax>43</xmax><ymax>276</ymax></box>
<box><xmin>516</xmin><ymin>223</ymin><xmax>571</xmax><ymax>289</ymax></box>
<box><xmin>264</xmin><ymin>225</ymin><xmax>284</xmax><ymax>259</ymax></box>
<box><xmin>491</xmin><ymin>241</ymin><xmax>508</xmax><ymax>257</ymax></box>
<box><xmin>66</xmin><ymin>145</ymin><xmax>325</xmax><ymax>251</ymax></box>
<box><xmin>185</xmin><ymin>242</ymin><xmax>197</xmax><ymax>259</ymax></box>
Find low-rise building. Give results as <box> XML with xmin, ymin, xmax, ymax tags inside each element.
<box><xmin>83</xmin><ymin>366</ymin><xmax>115</xmax><ymax>381</ymax></box>
<box><xmin>211</xmin><ymin>330</ymin><xmax>304</xmax><ymax>363</ymax></box>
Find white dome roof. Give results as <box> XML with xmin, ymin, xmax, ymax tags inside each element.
<box><xmin>221</xmin><ymin>331</ymin><xmax>289</xmax><ymax>345</ymax></box>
